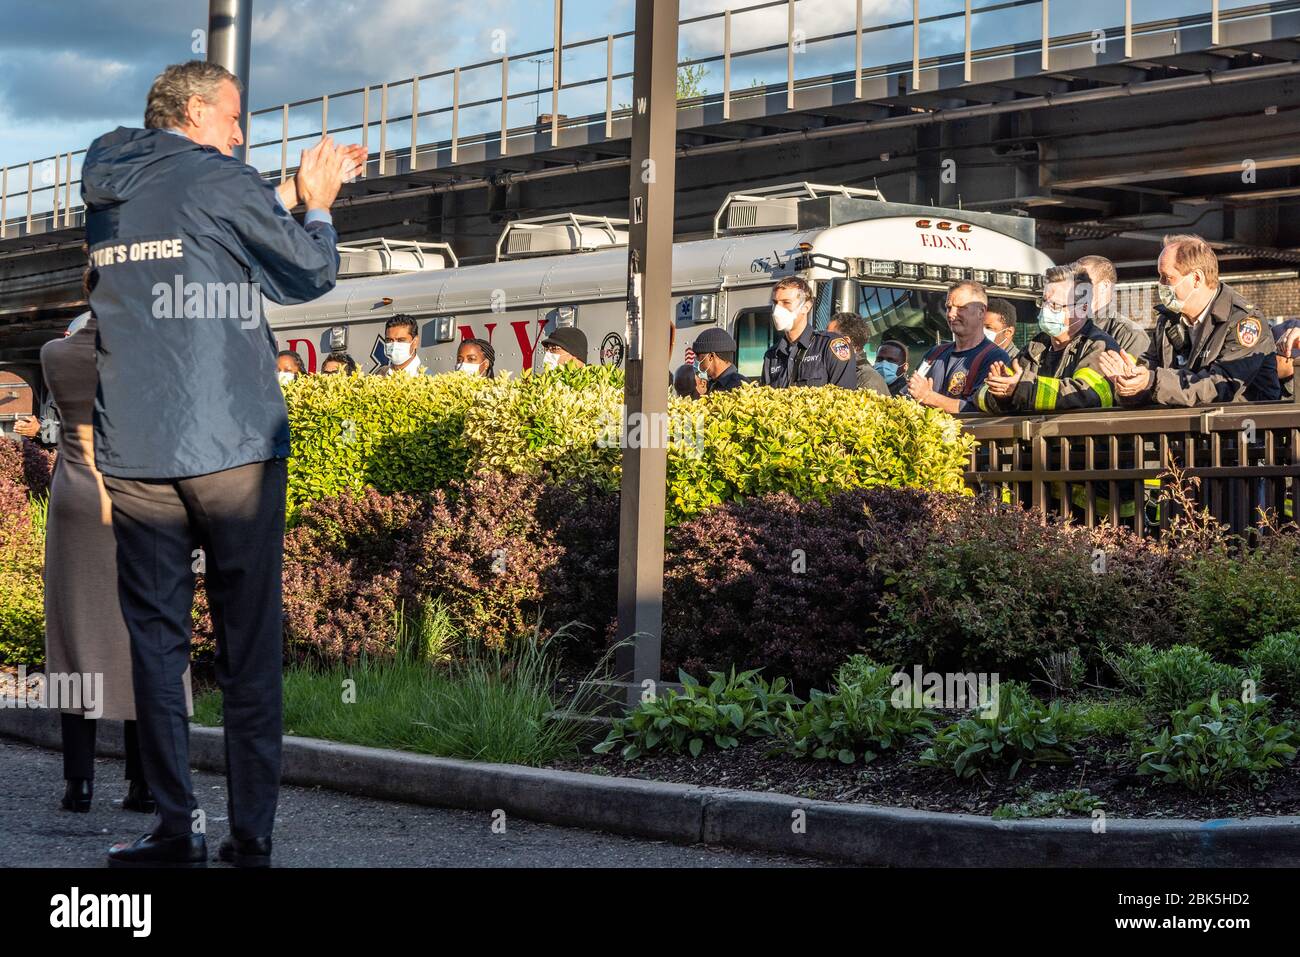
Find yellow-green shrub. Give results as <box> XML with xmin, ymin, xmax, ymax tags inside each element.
<box><xmin>0</xmin><ymin>481</ymin><xmax>44</xmax><ymax>665</ymax></box>
<box><xmin>463</xmin><ymin>364</ymin><xmax>626</xmax><ymax>492</ymax></box>
<box><xmin>284</xmin><ymin>371</ymin><xmax>489</xmax><ymax>515</ymax></box>
<box><xmin>667</xmin><ymin>382</ymin><xmax>973</xmax><ymax>520</ymax></box>
<box><xmin>286</xmin><ymin>367</ymin><xmax>974</xmax><ymax>524</ymax></box>
<box><xmin>464</xmin><ymin>368</ymin><xmax>972</xmax><ymax>522</ymax></box>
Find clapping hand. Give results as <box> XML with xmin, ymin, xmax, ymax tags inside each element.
<box><xmin>336</xmin><ymin>142</ymin><xmax>367</xmax><ymax>183</ymax></box>
<box><xmin>1096</xmin><ymin>349</ymin><xmax>1152</xmax><ymax>397</ymax></box>
<box><xmin>277</xmin><ymin>137</ymin><xmax>367</xmax><ymax>210</ymax></box>
<box><xmin>294</xmin><ymin>135</ymin><xmax>350</xmax><ymax>211</ymax></box>
<box><xmin>1278</xmin><ymin>326</ymin><xmax>1300</xmax><ymax>360</ymax></box>
<box><xmin>907</xmin><ymin>370</ymin><xmax>935</xmax><ymax>405</ymax></box>
<box><xmin>984</xmin><ymin>359</ymin><xmax>1023</xmax><ymax>399</ymax></box>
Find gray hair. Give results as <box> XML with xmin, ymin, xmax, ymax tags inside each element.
<box><xmin>144</xmin><ymin>61</ymin><xmax>241</xmax><ymax>130</ymax></box>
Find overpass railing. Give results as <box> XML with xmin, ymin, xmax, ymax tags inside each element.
<box><xmin>962</xmin><ymin>399</ymin><xmax>1300</xmax><ymax>536</ymax></box>
<box><xmin>2</xmin><ymin>0</ymin><xmax>1294</xmax><ymax>241</ymax></box>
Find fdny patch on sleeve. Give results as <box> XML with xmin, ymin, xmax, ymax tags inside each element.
<box><xmin>829</xmin><ymin>336</ymin><xmax>853</xmax><ymax>362</ymax></box>
<box><xmin>1235</xmin><ymin>316</ymin><xmax>1262</xmax><ymax>348</ymax></box>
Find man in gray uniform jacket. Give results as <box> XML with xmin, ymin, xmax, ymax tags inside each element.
<box><xmin>1099</xmin><ymin>235</ymin><xmax>1279</xmax><ymax>406</ymax></box>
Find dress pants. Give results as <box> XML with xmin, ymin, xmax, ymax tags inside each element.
<box><xmin>102</xmin><ymin>458</ymin><xmax>286</xmax><ymax>840</ymax></box>
<box><xmin>61</xmin><ymin>714</ymin><xmax>144</xmax><ymax>782</ymax></box>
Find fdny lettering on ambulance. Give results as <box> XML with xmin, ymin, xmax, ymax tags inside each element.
<box><xmin>920</xmin><ymin>234</ymin><xmax>972</xmax><ymax>252</ymax></box>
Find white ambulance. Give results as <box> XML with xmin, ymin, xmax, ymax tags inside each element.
<box><xmin>264</xmin><ymin>182</ymin><xmax>1055</xmax><ymax>378</ymax></box>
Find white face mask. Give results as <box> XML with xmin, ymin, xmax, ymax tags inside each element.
<box><xmin>277</xmin><ymin>371</ymin><xmax>296</xmax><ymax>386</ymax></box>
<box><xmin>457</xmin><ymin>362</ymin><xmax>482</xmax><ymax>376</ymax></box>
<box><xmin>1158</xmin><ymin>273</ymin><xmax>1192</xmax><ymax>314</ymax></box>
<box><xmin>385</xmin><ymin>340</ymin><xmax>413</xmax><ymax>364</ymax></box>
<box><xmin>541</xmin><ymin>351</ymin><xmax>562</xmax><ymax>371</ymax></box>
<box><xmin>772</xmin><ymin>303</ymin><xmax>799</xmax><ymax>332</ymax></box>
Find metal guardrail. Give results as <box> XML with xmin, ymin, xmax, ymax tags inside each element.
<box><xmin>1</xmin><ymin>0</ymin><xmax>1290</xmax><ymax>241</ymax></box>
<box><xmin>962</xmin><ymin>399</ymin><xmax>1300</xmax><ymax>536</ymax></box>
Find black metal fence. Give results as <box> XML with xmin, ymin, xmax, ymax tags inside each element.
<box><xmin>961</xmin><ymin>400</ymin><xmax>1300</xmax><ymax>536</ymax></box>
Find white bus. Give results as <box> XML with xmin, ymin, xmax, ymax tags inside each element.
<box><xmin>264</xmin><ymin>182</ymin><xmax>1055</xmax><ymax>378</ymax></box>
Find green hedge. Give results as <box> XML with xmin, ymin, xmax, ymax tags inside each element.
<box><xmin>463</xmin><ymin>364</ymin><xmax>626</xmax><ymax>492</ymax></box>
<box><xmin>284</xmin><ymin>371</ymin><xmax>489</xmax><ymax>515</ymax></box>
<box><xmin>0</xmin><ymin>483</ymin><xmax>45</xmax><ymax>665</ymax></box>
<box><xmin>664</xmin><ymin>380</ymin><xmax>972</xmax><ymax>519</ymax></box>
<box><xmin>285</xmin><ymin>366</ymin><xmax>974</xmax><ymax>523</ymax></box>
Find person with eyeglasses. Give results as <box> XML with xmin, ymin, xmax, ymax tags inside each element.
<box><xmin>978</xmin><ymin>265</ymin><xmax>1124</xmax><ymax>413</ymax></box>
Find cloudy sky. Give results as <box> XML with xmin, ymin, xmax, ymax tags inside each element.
<box><xmin>0</xmin><ymin>0</ymin><xmax>1081</xmax><ymax>179</ymax></box>
<box><xmin>0</xmin><ymin>0</ymin><xmax>623</xmax><ymax>170</ymax></box>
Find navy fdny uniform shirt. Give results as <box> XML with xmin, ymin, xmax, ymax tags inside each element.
<box><xmin>760</xmin><ymin>324</ymin><xmax>858</xmax><ymax>389</ymax></box>
<box><xmin>903</xmin><ymin>339</ymin><xmax>1010</xmax><ymax>413</ymax></box>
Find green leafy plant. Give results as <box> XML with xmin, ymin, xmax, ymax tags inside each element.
<box><xmin>1176</xmin><ymin>527</ymin><xmax>1300</xmax><ymax>656</ymax></box>
<box><xmin>874</xmin><ymin>501</ymin><xmax>1186</xmax><ymax>676</ymax></box>
<box><xmin>1059</xmin><ymin>695</ymin><xmax>1148</xmax><ymax>739</ymax></box>
<box><xmin>463</xmin><ymin>364</ymin><xmax>627</xmax><ymax>494</ymax></box>
<box><xmin>777</xmin><ymin>656</ymin><xmax>935</xmax><ymax>764</ymax></box>
<box><xmin>1105</xmin><ymin>643</ymin><xmax>1255</xmax><ymax>719</ymax></box>
<box><xmin>666</xmin><ymin>381</ymin><xmax>972</xmax><ymax>523</ymax></box>
<box><xmin>1134</xmin><ymin>693</ymin><xmax>1297</xmax><ymax>792</ymax></box>
<box><xmin>1034</xmin><ymin>649</ymin><xmax>1085</xmax><ymax>696</ymax></box>
<box><xmin>677</xmin><ymin>62</ymin><xmax>709</xmax><ymax>99</ymax></box>
<box><xmin>392</xmin><ymin>596</ymin><xmax>458</xmax><ymax>665</ymax></box>
<box><xmin>918</xmin><ymin>681</ymin><xmax>1075</xmax><ymax>780</ymax></box>
<box><xmin>195</xmin><ymin>623</ymin><xmax>607</xmax><ymax>766</ymax></box>
<box><xmin>991</xmin><ymin>786</ymin><xmax>1104</xmax><ymax>820</ymax></box>
<box><xmin>27</xmin><ymin>494</ymin><xmax>48</xmax><ymax>540</ymax></box>
<box><xmin>593</xmin><ymin>667</ymin><xmax>802</xmax><ymax>760</ymax></box>
<box><xmin>1241</xmin><ymin>632</ymin><xmax>1300</xmax><ymax>711</ymax></box>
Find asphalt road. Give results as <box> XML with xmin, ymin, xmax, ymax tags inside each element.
<box><xmin>0</xmin><ymin>738</ymin><xmax>827</xmax><ymax>868</ymax></box>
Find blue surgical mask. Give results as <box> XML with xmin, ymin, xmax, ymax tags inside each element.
<box><xmin>693</xmin><ymin>359</ymin><xmax>709</xmax><ymax>382</ymax></box>
<box><xmin>875</xmin><ymin>360</ymin><xmax>899</xmax><ymax>384</ymax></box>
<box><xmin>1038</xmin><ymin>305</ymin><xmax>1069</xmax><ymax>337</ymax></box>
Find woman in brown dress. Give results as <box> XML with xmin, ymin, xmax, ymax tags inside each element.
<box><xmin>42</xmin><ymin>312</ymin><xmax>191</xmax><ymax>813</ymax></box>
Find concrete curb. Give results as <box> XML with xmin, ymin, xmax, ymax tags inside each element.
<box><xmin>4</xmin><ymin>699</ymin><xmax>1297</xmax><ymax>867</ymax></box>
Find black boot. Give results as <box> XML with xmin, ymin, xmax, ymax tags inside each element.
<box><xmin>61</xmin><ymin>778</ymin><xmax>92</xmax><ymax>813</ymax></box>
<box><xmin>121</xmin><ymin>780</ymin><xmax>157</xmax><ymax>814</ymax></box>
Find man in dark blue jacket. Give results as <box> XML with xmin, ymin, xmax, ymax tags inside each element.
<box><xmin>85</xmin><ymin>60</ymin><xmax>351</xmax><ymax>868</ymax></box>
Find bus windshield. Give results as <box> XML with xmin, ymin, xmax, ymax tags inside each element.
<box><xmin>851</xmin><ymin>284</ymin><xmax>1040</xmax><ymax>367</ymax></box>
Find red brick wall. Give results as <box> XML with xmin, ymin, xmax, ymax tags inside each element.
<box><xmin>1114</xmin><ymin>276</ymin><xmax>1300</xmax><ymax>326</ymax></box>
<box><xmin>1231</xmin><ymin>279</ymin><xmax>1300</xmax><ymax>322</ymax></box>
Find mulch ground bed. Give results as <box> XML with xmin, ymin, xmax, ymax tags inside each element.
<box><xmin>552</xmin><ymin>736</ymin><xmax>1300</xmax><ymax>820</ymax></box>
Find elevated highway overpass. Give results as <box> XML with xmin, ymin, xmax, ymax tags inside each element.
<box><xmin>4</xmin><ymin>0</ymin><xmax>1300</xmax><ymax>364</ymax></box>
